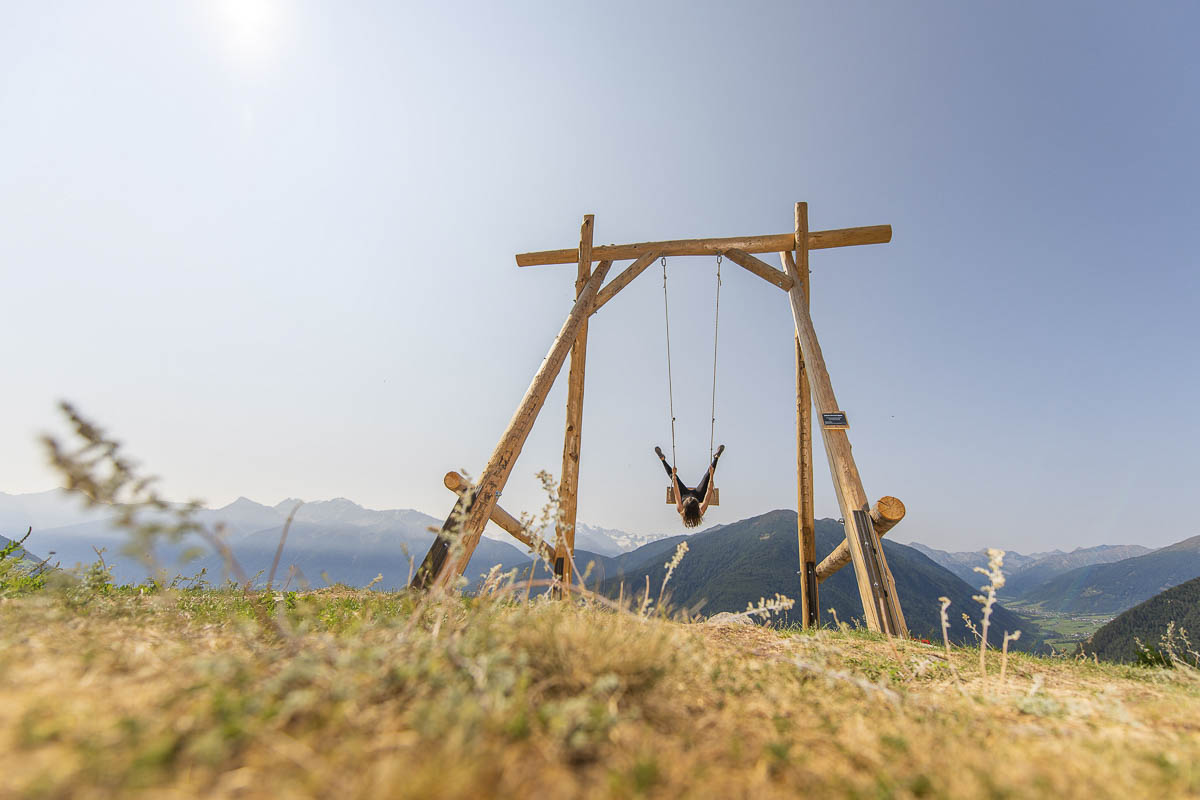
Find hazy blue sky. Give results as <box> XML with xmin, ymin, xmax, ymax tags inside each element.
<box><xmin>3</xmin><ymin>1</ymin><xmax>1198</xmax><ymax>552</ymax></box>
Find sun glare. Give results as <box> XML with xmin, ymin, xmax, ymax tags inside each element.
<box><xmin>208</xmin><ymin>0</ymin><xmax>287</xmax><ymax>72</ymax></box>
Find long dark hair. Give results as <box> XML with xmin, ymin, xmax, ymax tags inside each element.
<box><xmin>681</xmin><ymin>496</ymin><xmax>703</xmax><ymax>528</ymax></box>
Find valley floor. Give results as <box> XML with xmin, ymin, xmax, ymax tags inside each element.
<box><xmin>2</xmin><ymin>587</ymin><xmax>1199</xmax><ymax>799</ymax></box>
<box><xmin>1005</xmin><ymin>602</ymin><xmax>1116</xmax><ymax>652</ymax></box>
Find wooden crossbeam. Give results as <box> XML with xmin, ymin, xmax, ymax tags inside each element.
<box><xmin>592</xmin><ymin>253</ymin><xmax>657</xmax><ymax>314</ymax></box>
<box><xmin>516</xmin><ymin>225</ymin><xmax>891</xmax><ymax>267</ymax></box>
<box><xmin>815</xmin><ymin>496</ymin><xmax>906</xmax><ymax>583</ymax></box>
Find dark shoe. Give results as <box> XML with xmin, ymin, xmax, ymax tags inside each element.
<box><xmin>655</xmin><ymin>446</ymin><xmax>665</xmax><ymax>459</ymax></box>
<box><xmin>715</xmin><ymin>444</ymin><xmax>725</xmax><ymax>457</ymax></box>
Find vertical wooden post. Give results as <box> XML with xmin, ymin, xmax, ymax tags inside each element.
<box><xmin>554</xmin><ymin>215</ymin><xmax>594</xmax><ymax>592</ymax></box>
<box><xmin>793</xmin><ymin>202</ymin><xmax>818</xmax><ymax>627</ymax></box>
<box><xmin>780</xmin><ymin>248</ymin><xmax>907</xmax><ymax>637</ymax></box>
<box><xmin>413</xmin><ymin>255</ymin><xmax>613</xmax><ymax>591</ymax></box>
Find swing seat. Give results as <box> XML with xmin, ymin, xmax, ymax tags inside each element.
<box><xmin>666</xmin><ymin>486</ymin><xmax>719</xmax><ymax>506</ymax></box>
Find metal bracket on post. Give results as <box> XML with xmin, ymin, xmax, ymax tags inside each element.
<box><xmin>852</xmin><ymin>508</ymin><xmax>901</xmax><ymax>636</ymax></box>
<box><xmin>803</xmin><ymin>560</ymin><xmax>818</xmax><ymax>627</ymax></box>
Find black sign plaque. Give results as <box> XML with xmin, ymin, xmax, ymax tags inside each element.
<box><xmin>821</xmin><ymin>412</ymin><xmax>849</xmax><ymax>429</ymax></box>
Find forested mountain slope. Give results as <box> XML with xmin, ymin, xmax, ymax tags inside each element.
<box><xmin>1086</xmin><ymin>576</ymin><xmax>1200</xmax><ymax>664</ymax></box>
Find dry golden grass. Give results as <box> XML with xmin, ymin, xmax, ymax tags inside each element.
<box><xmin>2</xmin><ymin>585</ymin><xmax>1200</xmax><ymax>800</ymax></box>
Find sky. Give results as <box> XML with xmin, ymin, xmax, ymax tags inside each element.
<box><xmin>3</xmin><ymin>1</ymin><xmax>1198</xmax><ymax>553</ymax></box>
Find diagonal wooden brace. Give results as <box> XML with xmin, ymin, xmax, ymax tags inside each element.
<box><xmin>443</xmin><ymin>471</ymin><xmax>553</xmax><ymax>560</ymax></box>
<box><xmin>781</xmin><ymin>254</ymin><xmax>907</xmax><ymax>636</ymax></box>
<box><xmin>723</xmin><ymin>248</ymin><xmax>794</xmax><ymax>291</ymax></box>
<box><xmin>411</xmin><ymin>250</ymin><xmax>613</xmax><ymax>591</ymax></box>
<box><xmin>592</xmin><ymin>254</ymin><xmax>656</xmax><ymax>314</ymax></box>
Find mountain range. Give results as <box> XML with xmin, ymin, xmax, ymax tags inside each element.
<box><xmin>7</xmin><ymin>489</ymin><xmax>1200</xmax><ymax>643</ymax></box>
<box><xmin>907</xmin><ymin>542</ymin><xmax>1154</xmax><ymax>599</ymax></box>
<box><xmin>3</xmin><ymin>490</ymin><xmax>1030</xmax><ymax>643</ymax></box>
<box><xmin>1016</xmin><ymin>535</ymin><xmax>1200</xmax><ymax>615</ymax></box>
<box><xmin>1</xmin><ymin>492</ymin><xmax>534</xmax><ymax>590</ymax></box>
<box><xmin>0</xmin><ymin>490</ymin><xmax>669</xmax><ymax>576</ymax></box>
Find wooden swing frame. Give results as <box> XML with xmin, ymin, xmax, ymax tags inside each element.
<box><xmin>411</xmin><ymin>203</ymin><xmax>909</xmax><ymax>637</ymax></box>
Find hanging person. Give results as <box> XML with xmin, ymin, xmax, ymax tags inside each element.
<box><xmin>656</xmin><ymin>445</ymin><xmax>724</xmax><ymax>528</ymax></box>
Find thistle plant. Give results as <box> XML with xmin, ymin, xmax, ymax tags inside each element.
<box><xmin>961</xmin><ymin>613</ymin><xmax>982</xmax><ymax>642</ymax></box>
<box><xmin>658</xmin><ymin>541</ymin><xmax>688</xmax><ymax>604</ymax></box>
<box><xmin>0</xmin><ymin>527</ymin><xmax>52</xmax><ymax>597</ymax></box>
<box><xmin>740</xmin><ymin>593</ymin><xmax>795</xmax><ymax>621</ymax></box>
<box><xmin>938</xmin><ymin>596</ymin><xmax>953</xmax><ymax>658</ymax></box>
<box><xmin>1001</xmin><ymin>630</ymin><xmax>1022</xmax><ymax>684</ymax></box>
<box><xmin>935</xmin><ymin>596</ymin><xmax>964</xmax><ymax>683</ymax></box>
<box><xmin>972</xmin><ymin>548</ymin><xmax>1019</xmax><ymax>679</ymax></box>
<box><xmin>41</xmin><ymin>401</ymin><xmax>205</xmax><ymax>579</ymax></box>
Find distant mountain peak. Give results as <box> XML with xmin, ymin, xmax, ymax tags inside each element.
<box><xmin>224</xmin><ymin>497</ymin><xmax>272</xmax><ymax>511</ymax></box>
<box><xmin>319</xmin><ymin>497</ymin><xmax>364</xmax><ymax>509</ymax></box>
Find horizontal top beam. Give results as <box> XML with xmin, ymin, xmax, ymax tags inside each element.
<box><xmin>515</xmin><ymin>224</ymin><xmax>890</xmax><ymax>267</ymax></box>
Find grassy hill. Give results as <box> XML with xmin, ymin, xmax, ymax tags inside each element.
<box><xmin>1019</xmin><ymin>535</ymin><xmax>1200</xmax><ymax>614</ymax></box>
<box><xmin>596</xmin><ymin>510</ymin><xmax>1034</xmax><ymax>648</ymax></box>
<box><xmin>1087</xmin><ymin>576</ymin><xmax>1200</xmax><ymax>664</ymax></box>
<box><xmin>1</xmin><ymin>581</ymin><xmax>1199</xmax><ymax>798</ymax></box>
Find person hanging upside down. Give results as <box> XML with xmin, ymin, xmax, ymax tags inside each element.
<box><xmin>656</xmin><ymin>444</ymin><xmax>725</xmax><ymax>528</ymax></box>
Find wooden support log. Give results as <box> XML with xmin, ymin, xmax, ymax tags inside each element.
<box><xmin>592</xmin><ymin>254</ymin><xmax>656</xmax><ymax>314</ymax></box>
<box><xmin>412</xmin><ymin>253</ymin><xmax>613</xmax><ymax>591</ymax></box>
<box><xmin>787</xmin><ymin>201</ymin><xmax>817</xmax><ymax>628</ymax></box>
<box><xmin>443</xmin><ymin>471</ymin><xmax>552</xmax><ymax>558</ymax></box>
<box><xmin>554</xmin><ymin>215</ymin><xmax>594</xmax><ymax>592</ymax></box>
<box><xmin>516</xmin><ymin>225</ymin><xmax>892</xmax><ymax>267</ymax></box>
<box><xmin>723</xmin><ymin>248</ymin><xmax>794</xmax><ymax>291</ymax></box>
<box><xmin>781</xmin><ymin>252</ymin><xmax>908</xmax><ymax>637</ymax></box>
<box><xmin>815</xmin><ymin>496</ymin><xmax>906</xmax><ymax>583</ymax></box>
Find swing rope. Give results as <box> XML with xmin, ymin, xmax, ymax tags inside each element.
<box><xmin>710</xmin><ymin>254</ymin><xmax>722</xmax><ymax>462</ymax></box>
<box><xmin>661</xmin><ymin>254</ymin><xmax>722</xmax><ymax>472</ymax></box>
<box><xmin>661</xmin><ymin>258</ymin><xmax>678</xmax><ymax>471</ymax></box>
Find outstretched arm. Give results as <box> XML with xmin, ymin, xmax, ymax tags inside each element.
<box><xmin>699</xmin><ymin>465</ymin><xmax>716</xmax><ymax>515</ymax></box>
<box><xmin>698</xmin><ymin>445</ymin><xmax>723</xmax><ymax>515</ymax></box>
